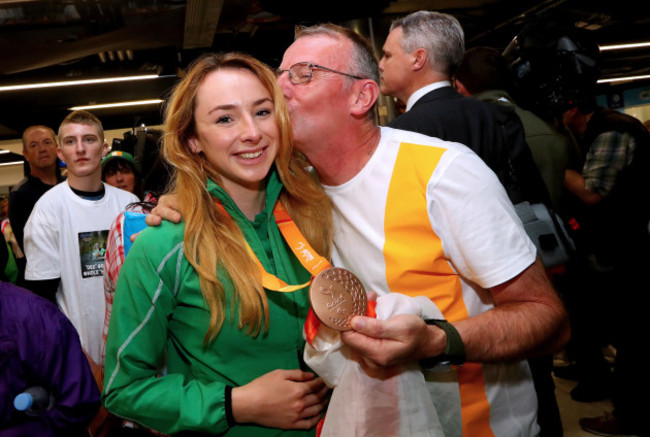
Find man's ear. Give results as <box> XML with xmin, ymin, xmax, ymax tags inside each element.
<box><xmin>102</xmin><ymin>141</ymin><xmax>110</xmax><ymax>158</ymax></box>
<box><xmin>56</xmin><ymin>148</ymin><xmax>64</xmax><ymax>164</ymax></box>
<box><xmin>188</xmin><ymin>138</ymin><xmax>202</xmax><ymax>154</ymax></box>
<box><xmin>351</xmin><ymin>80</ymin><xmax>379</xmax><ymax>116</ymax></box>
<box><xmin>412</xmin><ymin>48</ymin><xmax>428</xmax><ymax>71</ymax></box>
<box><xmin>455</xmin><ymin>79</ymin><xmax>471</xmax><ymax>97</ymax></box>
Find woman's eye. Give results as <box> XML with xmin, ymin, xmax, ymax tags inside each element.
<box><xmin>216</xmin><ymin>116</ymin><xmax>232</xmax><ymax>124</ymax></box>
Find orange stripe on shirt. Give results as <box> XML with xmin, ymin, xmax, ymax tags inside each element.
<box><xmin>383</xmin><ymin>142</ymin><xmax>495</xmax><ymax>437</ymax></box>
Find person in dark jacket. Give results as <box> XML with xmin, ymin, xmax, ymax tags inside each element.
<box><xmin>561</xmin><ymin>96</ymin><xmax>650</xmax><ymax>437</ymax></box>
<box><xmin>8</xmin><ymin>125</ymin><xmax>64</xmax><ymax>287</ymax></box>
<box><xmin>0</xmin><ymin>232</ymin><xmax>100</xmax><ymax>436</ymax></box>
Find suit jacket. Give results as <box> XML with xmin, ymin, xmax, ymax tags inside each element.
<box><xmin>389</xmin><ymin>86</ymin><xmax>550</xmax><ymax>206</ymax></box>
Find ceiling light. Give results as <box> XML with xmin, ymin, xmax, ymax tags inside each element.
<box><xmin>599</xmin><ymin>42</ymin><xmax>650</xmax><ymax>52</ymax></box>
<box><xmin>0</xmin><ymin>161</ymin><xmax>24</xmax><ymax>167</ymax></box>
<box><xmin>597</xmin><ymin>74</ymin><xmax>650</xmax><ymax>84</ymax></box>
<box><xmin>69</xmin><ymin>99</ymin><xmax>164</xmax><ymax>110</ymax></box>
<box><xmin>0</xmin><ymin>75</ymin><xmax>159</xmax><ymax>92</ymax></box>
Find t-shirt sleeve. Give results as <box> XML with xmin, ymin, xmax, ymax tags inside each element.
<box><xmin>24</xmin><ymin>203</ymin><xmax>61</xmax><ymax>280</ymax></box>
<box><xmin>427</xmin><ymin>151</ymin><xmax>537</xmax><ymax>288</ymax></box>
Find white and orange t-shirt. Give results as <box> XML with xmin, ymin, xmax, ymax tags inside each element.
<box><xmin>325</xmin><ymin>126</ymin><xmax>540</xmax><ymax>437</ymax></box>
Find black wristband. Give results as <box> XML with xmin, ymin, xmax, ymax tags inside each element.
<box><xmin>420</xmin><ymin>319</ymin><xmax>466</xmax><ymax>368</ymax></box>
<box><xmin>224</xmin><ymin>386</ymin><xmax>236</xmax><ymax>426</ymax></box>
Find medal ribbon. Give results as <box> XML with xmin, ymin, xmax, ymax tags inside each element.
<box><xmin>214</xmin><ymin>199</ymin><xmax>330</xmax><ymax>292</ymax></box>
<box><xmin>213</xmin><ymin>198</ymin><xmax>375</xmax><ymax>347</ymax></box>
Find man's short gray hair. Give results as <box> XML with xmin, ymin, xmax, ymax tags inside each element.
<box><xmin>295</xmin><ymin>23</ymin><xmax>380</xmax><ymax>85</ymax></box>
<box><xmin>391</xmin><ymin>10</ymin><xmax>465</xmax><ymax>76</ymax></box>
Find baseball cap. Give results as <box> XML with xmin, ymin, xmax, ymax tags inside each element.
<box><xmin>101</xmin><ymin>150</ymin><xmax>135</xmax><ymax>169</ymax></box>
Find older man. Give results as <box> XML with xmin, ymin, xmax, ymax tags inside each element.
<box><xmin>8</xmin><ymin>125</ymin><xmax>63</xmax><ymax>285</ymax></box>
<box><xmin>276</xmin><ymin>23</ymin><xmax>568</xmax><ymax>437</ymax></box>
<box><xmin>151</xmin><ymin>22</ymin><xmax>569</xmax><ymax>437</ymax></box>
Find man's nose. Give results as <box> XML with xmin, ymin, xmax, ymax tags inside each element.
<box><xmin>276</xmin><ymin>71</ymin><xmax>292</xmax><ymax>98</ymax></box>
<box><xmin>74</xmin><ymin>139</ymin><xmax>85</xmax><ymax>153</ymax></box>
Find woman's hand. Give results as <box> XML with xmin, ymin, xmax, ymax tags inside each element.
<box><xmin>231</xmin><ymin>369</ymin><xmax>329</xmax><ymax>429</ymax></box>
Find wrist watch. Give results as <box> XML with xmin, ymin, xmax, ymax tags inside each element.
<box><xmin>419</xmin><ymin>319</ymin><xmax>466</xmax><ymax>369</ymax></box>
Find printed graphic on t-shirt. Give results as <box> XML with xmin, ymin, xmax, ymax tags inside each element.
<box><xmin>78</xmin><ymin>230</ymin><xmax>108</xmax><ymax>278</ymax></box>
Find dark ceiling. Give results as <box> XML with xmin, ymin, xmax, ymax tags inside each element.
<box><xmin>1</xmin><ymin>0</ymin><xmax>649</xmax><ymax>146</ymax></box>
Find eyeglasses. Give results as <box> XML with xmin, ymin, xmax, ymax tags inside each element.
<box><xmin>276</xmin><ymin>62</ymin><xmax>363</xmax><ymax>85</ymax></box>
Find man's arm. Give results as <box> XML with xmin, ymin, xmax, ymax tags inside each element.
<box><xmin>341</xmin><ymin>259</ymin><xmax>570</xmax><ymax>369</ymax></box>
<box><xmin>564</xmin><ymin>169</ymin><xmax>602</xmax><ymax>205</ymax></box>
<box><xmin>8</xmin><ymin>190</ymin><xmax>30</xmax><ymax>253</ymax></box>
<box><xmin>565</xmin><ymin>131</ymin><xmax>635</xmax><ymax>206</ymax></box>
<box><xmin>454</xmin><ymin>258</ymin><xmax>569</xmax><ymax>362</ymax></box>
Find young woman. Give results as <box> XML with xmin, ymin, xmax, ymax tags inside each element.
<box><xmin>102</xmin><ymin>52</ymin><xmax>332</xmax><ymax>436</ymax></box>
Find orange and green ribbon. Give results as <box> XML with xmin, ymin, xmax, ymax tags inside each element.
<box><xmin>214</xmin><ymin>198</ymin><xmax>330</xmax><ymax>291</ymax></box>
<box><xmin>214</xmin><ymin>198</ymin><xmax>375</xmax><ymax>345</ymax></box>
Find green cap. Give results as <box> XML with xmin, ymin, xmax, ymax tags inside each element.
<box><xmin>101</xmin><ymin>150</ymin><xmax>135</xmax><ymax>168</ymax></box>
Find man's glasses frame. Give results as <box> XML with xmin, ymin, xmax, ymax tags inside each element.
<box><xmin>277</xmin><ymin>62</ymin><xmax>363</xmax><ymax>85</ymax></box>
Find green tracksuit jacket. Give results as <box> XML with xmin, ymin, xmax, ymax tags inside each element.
<box><xmin>103</xmin><ymin>172</ymin><xmax>317</xmax><ymax>436</ymax></box>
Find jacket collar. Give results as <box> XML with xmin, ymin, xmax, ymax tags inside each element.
<box><xmin>406</xmin><ymin>80</ymin><xmax>452</xmax><ymax>111</ymax></box>
<box><xmin>205</xmin><ymin>166</ymin><xmax>282</xmax><ymax>224</ymax></box>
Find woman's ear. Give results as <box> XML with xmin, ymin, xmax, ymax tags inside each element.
<box><xmin>188</xmin><ymin>138</ymin><xmax>202</xmax><ymax>154</ymax></box>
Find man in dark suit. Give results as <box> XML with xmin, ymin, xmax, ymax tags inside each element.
<box><xmin>380</xmin><ymin>10</ymin><xmax>549</xmax><ymax>207</ymax></box>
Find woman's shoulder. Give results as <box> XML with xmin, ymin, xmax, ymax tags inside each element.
<box><xmin>128</xmin><ymin>220</ymin><xmax>186</xmax><ymax>260</ymax></box>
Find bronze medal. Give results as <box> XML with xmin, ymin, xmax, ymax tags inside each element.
<box><xmin>309</xmin><ymin>267</ymin><xmax>367</xmax><ymax>331</ymax></box>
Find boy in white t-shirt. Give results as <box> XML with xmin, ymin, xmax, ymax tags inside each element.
<box><xmin>24</xmin><ymin>111</ymin><xmax>138</xmax><ymax>367</ymax></box>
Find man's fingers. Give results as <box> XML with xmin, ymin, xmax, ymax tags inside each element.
<box><xmin>340</xmin><ymin>326</ymin><xmax>379</xmax><ymax>356</ymax></box>
<box><xmin>144</xmin><ymin>214</ymin><xmax>162</xmax><ymax>227</ymax></box>
<box><xmin>147</xmin><ymin>205</ymin><xmax>182</xmax><ymax>225</ymax></box>
<box><xmin>349</xmin><ymin>316</ymin><xmax>386</xmax><ymax>337</ymax></box>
